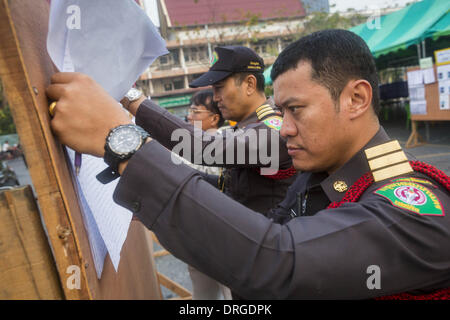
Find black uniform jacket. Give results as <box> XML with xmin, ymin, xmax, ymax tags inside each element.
<box><xmin>113</xmin><ymin>126</ymin><xmax>450</xmax><ymax>299</ymax></box>
<box><xmin>134</xmin><ymin>99</ymin><xmax>296</xmax><ymax>213</ymax></box>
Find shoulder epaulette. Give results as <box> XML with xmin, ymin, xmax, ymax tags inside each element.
<box><xmin>364</xmin><ymin>140</ymin><xmax>413</xmax><ymax>182</ymax></box>
<box><xmin>256</xmin><ymin>104</ymin><xmax>282</xmax><ymax>131</ymax></box>
<box><xmin>256</xmin><ymin>104</ymin><xmax>276</xmax><ymax>120</ymax></box>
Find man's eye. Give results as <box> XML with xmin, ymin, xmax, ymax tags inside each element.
<box><xmin>273</xmin><ymin>106</ymin><xmax>282</xmax><ymax>114</ymax></box>
<box><xmin>288</xmin><ymin>106</ymin><xmax>303</xmax><ymax>113</ymax></box>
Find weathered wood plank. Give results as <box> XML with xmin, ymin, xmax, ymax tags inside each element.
<box><xmin>0</xmin><ymin>187</ymin><xmax>63</xmax><ymax>299</ymax></box>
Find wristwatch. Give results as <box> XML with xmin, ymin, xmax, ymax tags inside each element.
<box><xmin>125</xmin><ymin>88</ymin><xmax>143</xmax><ymax>102</ymax></box>
<box><xmin>96</xmin><ymin>124</ymin><xmax>150</xmax><ymax>184</ymax></box>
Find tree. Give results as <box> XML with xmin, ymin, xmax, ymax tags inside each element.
<box><xmin>294</xmin><ymin>10</ymin><xmax>367</xmax><ymax>39</ymax></box>
<box><xmin>0</xmin><ymin>82</ymin><xmax>16</xmax><ymax>135</ymax></box>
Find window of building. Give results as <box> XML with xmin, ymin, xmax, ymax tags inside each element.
<box><xmin>173</xmin><ymin>79</ymin><xmax>184</xmax><ymax>90</ymax></box>
<box><xmin>252</xmin><ymin>39</ymin><xmax>277</xmax><ymax>57</ymax></box>
<box><xmin>159</xmin><ymin>55</ymin><xmax>168</xmax><ymax>65</ymax></box>
<box><xmin>164</xmin><ymin>83</ymin><xmax>173</xmax><ymax>91</ymax></box>
<box><xmin>184</xmin><ymin>46</ymin><xmax>209</xmax><ymax>64</ymax></box>
<box><xmin>162</xmin><ymin>77</ymin><xmax>185</xmax><ymax>92</ymax></box>
<box><xmin>156</xmin><ymin>49</ymin><xmax>180</xmax><ymax>69</ymax></box>
<box><xmin>188</xmin><ymin>73</ymin><xmax>203</xmax><ymax>83</ymax></box>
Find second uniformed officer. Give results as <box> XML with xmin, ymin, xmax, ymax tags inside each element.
<box><xmin>121</xmin><ymin>45</ymin><xmax>296</xmax><ymax>214</ymax></box>
<box><xmin>120</xmin><ymin>46</ymin><xmax>296</xmax><ymax>300</ymax></box>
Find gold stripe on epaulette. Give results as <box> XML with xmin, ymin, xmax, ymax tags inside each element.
<box><xmin>372</xmin><ymin>162</ymin><xmax>413</xmax><ymax>182</ymax></box>
<box><xmin>365</xmin><ymin>140</ymin><xmax>413</xmax><ymax>182</ymax></box>
<box><xmin>365</xmin><ymin>140</ymin><xmax>401</xmax><ymax>159</ymax></box>
<box><xmin>258</xmin><ymin>109</ymin><xmax>275</xmax><ymax>119</ymax></box>
<box><xmin>255</xmin><ymin>104</ymin><xmax>271</xmax><ymax>115</ymax></box>
<box><xmin>256</xmin><ymin>109</ymin><xmax>273</xmax><ymax>118</ymax></box>
<box><xmin>368</xmin><ymin>151</ymin><xmax>408</xmax><ymax>171</ymax></box>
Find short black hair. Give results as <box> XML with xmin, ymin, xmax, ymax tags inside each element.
<box><xmin>191</xmin><ymin>89</ymin><xmax>225</xmax><ymax>127</ymax></box>
<box><xmin>271</xmin><ymin>29</ymin><xmax>380</xmax><ymax>115</ymax></box>
<box><xmin>233</xmin><ymin>72</ymin><xmax>265</xmax><ymax>93</ymax></box>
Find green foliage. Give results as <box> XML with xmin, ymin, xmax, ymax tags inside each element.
<box><xmin>0</xmin><ymin>82</ymin><xmax>16</xmax><ymax>135</ymax></box>
<box><xmin>264</xmin><ymin>85</ymin><xmax>273</xmax><ymax>98</ymax></box>
<box><xmin>297</xmin><ymin>11</ymin><xmax>367</xmax><ymax>39</ymax></box>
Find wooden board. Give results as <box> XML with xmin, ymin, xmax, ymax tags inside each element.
<box><xmin>409</xmin><ymin>65</ymin><xmax>450</xmax><ymax>121</ymax></box>
<box><xmin>0</xmin><ymin>186</ymin><xmax>63</xmax><ymax>299</ymax></box>
<box><xmin>0</xmin><ymin>0</ymin><xmax>161</xmax><ymax>299</ymax></box>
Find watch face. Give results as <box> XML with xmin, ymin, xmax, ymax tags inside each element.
<box><xmin>109</xmin><ymin>126</ymin><xmax>142</xmax><ymax>155</ymax></box>
<box><xmin>126</xmin><ymin>88</ymin><xmax>142</xmax><ymax>101</ymax></box>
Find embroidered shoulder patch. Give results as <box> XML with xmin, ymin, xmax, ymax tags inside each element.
<box><xmin>374</xmin><ymin>182</ymin><xmax>444</xmax><ymax>216</ymax></box>
<box><xmin>263</xmin><ymin>116</ymin><xmax>282</xmax><ymax>131</ymax></box>
<box><xmin>391</xmin><ymin>177</ymin><xmax>436</xmax><ymax>187</ymax></box>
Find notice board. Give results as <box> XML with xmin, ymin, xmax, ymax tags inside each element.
<box><xmin>408</xmin><ymin>64</ymin><xmax>450</xmax><ymax>121</ymax></box>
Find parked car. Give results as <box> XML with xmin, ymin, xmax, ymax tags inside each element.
<box><xmin>0</xmin><ymin>160</ymin><xmax>20</xmax><ymax>189</ymax></box>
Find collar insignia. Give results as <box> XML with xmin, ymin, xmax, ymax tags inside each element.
<box><xmin>333</xmin><ymin>181</ymin><xmax>348</xmax><ymax>193</ymax></box>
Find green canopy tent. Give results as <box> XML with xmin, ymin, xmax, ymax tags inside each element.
<box><xmin>350</xmin><ymin>0</ymin><xmax>450</xmax><ymax>59</ymax></box>
<box><xmin>350</xmin><ymin>0</ymin><xmax>450</xmax><ymax>127</ymax></box>
<box><xmin>264</xmin><ymin>64</ymin><xmax>273</xmax><ymax>85</ymax></box>
<box><xmin>264</xmin><ymin>0</ymin><xmax>450</xmax><ymax>85</ymax></box>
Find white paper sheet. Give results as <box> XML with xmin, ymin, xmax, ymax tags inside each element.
<box><xmin>66</xmin><ymin>150</ymin><xmax>131</xmax><ymax>274</ymax></box>
<box><xmin>422</xmin><ymin>67</ymin><xmax>435</xmax><ymax>84</ymax></box>
<box><xmin>410</xmin><ymin>100</ymin><xmax>427</xmax><ymax>115</ymax></box>
<box><xmin>437</xmin><ymin>65</ymin><xmax>450</xmax><ymax>82</ymax></box>
<box><xmin>439</xmin><ymin>80</ymin><xmax>450</xmax><ymax>95</ymax></box>
<box><xmin>47</xmin><ymin>0</ymin><xmax>168</xmax><ymax>277</ymax></box>
<box><xmin>47</xmin><ymin>0</ymin><xmax>168</xmax><ymax>100</ymax></box>
<box><xmin>407</xmin><ymin>70</ymin><xmax>423</xmax><ymax>87</ymax></box>
<box><xmin>408</xmin><ymin>85</ymin><xmax>425</xmax><ymax>100</ymax></box>
<box><xmin>440</xmin><ymin>94</ymin><xmax>450</xmax><ymax>110</ymax></box>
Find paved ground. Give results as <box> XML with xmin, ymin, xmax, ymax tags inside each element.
<box><xmin>3</xmin><ymin>118</ymin><xmax>450</xmax><ymax>299</ymax></box>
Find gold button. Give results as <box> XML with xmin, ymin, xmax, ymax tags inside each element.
<box><xmin>333</xmin><ymin>181</ymin><xmax>348</xmax><ymax>193</ymax></box>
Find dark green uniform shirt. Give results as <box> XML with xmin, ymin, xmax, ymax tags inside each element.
<box><xmin>114</xmin><ymin>126</ymin><xmax>450</xmax><ymax>299</ymax></box>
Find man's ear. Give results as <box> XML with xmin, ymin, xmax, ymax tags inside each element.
<box><xmin>341</xmin><ymin>79</ymin><xmax>373</xmax><ymax>120</ymax></box>
<box><xmin>245</xmin><ymin>74</ymin><xmax>257</xmax><ymax>96</ymax></box>
<box><xmin>211</xmin><ymin>113</ymin><xmax>219</xmax><ymax>127</ymax></box>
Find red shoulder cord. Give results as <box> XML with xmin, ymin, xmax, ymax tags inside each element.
<box><xmin>326</xmin><ymin>160</ymin><xmax>450</xmax><ymax>300</ymax></box>
<box><xmin>255</xmin><ymin>166</ymin><xmax>297</xmax><ymax>180</ymax></box>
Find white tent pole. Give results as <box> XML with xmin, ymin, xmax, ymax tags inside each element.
<box><xmin>422</xmin><ymin>39</ymin><xmax>426</xmax><ymax>57</ymax></box>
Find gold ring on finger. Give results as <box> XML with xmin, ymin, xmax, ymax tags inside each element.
<box><xmin>49</xmin><ymin>102</ymin><xmax>57</xmax><ymax>117</ymax></box>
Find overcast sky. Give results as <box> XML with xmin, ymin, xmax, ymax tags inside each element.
<box><xmin>330</xmin><ymin>0</ymin><xmax>414</xmax><ymax>12</ymax></box>
<box><xmin>143</xmin><ymin>0</ymin><xmax>417</xmax><ymax>26</ymax></box>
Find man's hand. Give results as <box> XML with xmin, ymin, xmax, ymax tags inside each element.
<box><xmin>120</xmin><ymin>95</ymin><xmax>146</xmax><ymax>117</ymax></box>
<box><xmin>46</xmin><ymin>72</ymin><xmax>132</xmax><ymax>157</ymax></box>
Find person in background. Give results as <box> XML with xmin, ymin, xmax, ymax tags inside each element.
<box><xmin>177</xmin><ymin>89</ymin><xmax>230</xmax><ymax>300</ymax></box>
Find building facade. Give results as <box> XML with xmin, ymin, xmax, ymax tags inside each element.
<box><xmin>137</xmin><ymin>0</ymin><xmax>328</xmax><ymax>117</ymax></box>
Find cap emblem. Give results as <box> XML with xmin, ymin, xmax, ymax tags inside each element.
<box><xmin>210</xmin><ymin>51</ymin><xmax>219</xmax><ymax>67</ymax></box>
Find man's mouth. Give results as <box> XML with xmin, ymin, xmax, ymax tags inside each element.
<box><xmin>287</xmin><ymin>144</ymin><xmax>303</xmax><ymax>156</ymax></box>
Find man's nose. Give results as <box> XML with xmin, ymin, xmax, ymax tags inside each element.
<box><xmin>280</xmin><ymin>113</ymin><xmax>296</xmax><ymax>138</ymax></box>
<box><xmin>212</xmin><ymin>91</ymin><xmax>220</xmax><ymax>102</ymax></box>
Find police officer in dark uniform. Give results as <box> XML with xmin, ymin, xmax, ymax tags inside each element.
<box><xmin>47</xmin><ymin>30</ymin><xmax>450</xmax><ymax>299</ymax></box>
<box><xmin>121</xmin><ymin>45</ymin><xmax>296</xmax><ymax>214</ymax></box>
<box><xmin>120</xmin><ymin>46</ymin><xmax>295</xmax><ymax>300</ymax></box>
